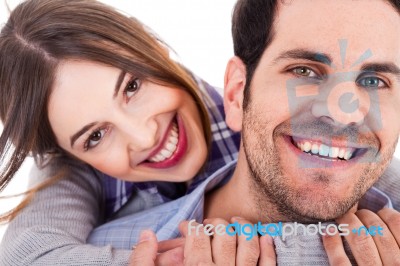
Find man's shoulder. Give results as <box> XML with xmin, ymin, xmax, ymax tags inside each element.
<box><xmin>375</xmin><ymin>157</ymin><xmax>400</xmax><ymax>210</ymax></box>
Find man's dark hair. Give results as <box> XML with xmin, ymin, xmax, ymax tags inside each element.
<box><xmin>232</xmin><ymin>0</ymin><xmax>400</xmax><ymax>109</ymax></box>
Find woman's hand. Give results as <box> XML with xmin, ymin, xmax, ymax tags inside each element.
<box><xmin>128</xmin><ymin>230</ymin><xmax>184</xmax><ymax>266</ymax></box>
<box><xmin>322</xmin><ymin>207</ymin><xmax>400</xmax><ymax>265</ymax></box>
<box><xmin>179</xmin><ymin>217</ymin><xmax>276</xmax><ymax>265</ymax></box>
<box><xmin>129</xmin><ymin>217</ymin><xmax>277</xmax><ymax>265</ymax></box>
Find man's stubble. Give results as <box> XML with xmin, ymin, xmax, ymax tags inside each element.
<box><xmin>242</xmin><ymin>100</ymin><xmax>396</xmax><ymax>223</ymax></box>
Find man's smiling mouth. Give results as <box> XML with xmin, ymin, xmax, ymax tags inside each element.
<box><xmin>290</xmin><ymin>136</ymin><xmax>367</xmax><ymax>161</ymax></box>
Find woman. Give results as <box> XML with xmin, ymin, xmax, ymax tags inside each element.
<box><xmin>0</xmin><ymin>0</ymin><xmax>239</xmax><ymax>264</ymax></box>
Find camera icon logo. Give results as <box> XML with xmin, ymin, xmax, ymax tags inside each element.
<box><xmin>285</xmin><ymin>40</ymin><xmax>382</xmax><ymax>166</ymax></box>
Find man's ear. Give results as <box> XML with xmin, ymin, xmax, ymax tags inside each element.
<box><xmin>224</xmin><ymin>56</ymin><xmax>246</xmax><ymax>132</ymax></box>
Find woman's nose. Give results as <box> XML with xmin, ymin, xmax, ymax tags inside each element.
<box><xmin>119</xmin><ymin>115</ymin><xmax>158</xmax><ymax>153</ymax></box>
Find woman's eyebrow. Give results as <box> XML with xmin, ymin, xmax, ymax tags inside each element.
<box><xmin>113</xmin><ymin>70</ymin><xmax>127</xmax><ymax>98</ymax></box>
<box><xmin>70</xmin><ymin>71</ymin><xmax>127</xmax><ymax>149</ymax></box>
<box><xmin>70</xmin><ymin>122</ymin><xmax>97</xmax><ymax>148</ymax></box>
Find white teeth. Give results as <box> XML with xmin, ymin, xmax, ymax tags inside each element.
<box><xmin>166</xmin><ymin>143</ymin><xmax>176</xmax><ymax>150</ymax></box>
<box><xmin>148</xmin><ymin>121</ymin><xmax>179</xmax><ymax>163</ymax></box>
<box><xmin>329</xmin><ymin>147</ymin><xmax>340</xmax><ymax>158</ymax></box>
<box><xmin>169</xmin><ymin>135</ymin><xmax>178</xmax><ymax>145</ymax></box>
<box><xmin>311</xmin><ymin>144</ymin><xmax>319</xmax><ymax>154</ymax></box>
<box><xmin>155</xmin><ymin>154</ymin><xmax>164</xmax><ymax>161</ymax></box>
<box><xmin>344</xmin><ymin>150</ymin><xmax>353</xmax><ymax>160</ymax></box>
<box><xmin>161</xmin><ymin>149</ymin><xmax>173</xmax><ymax>158</ymax></box>
<box><xmin>319</xmin><ymin>144</ymin><xmax>329</xmax><ymax>157</ymax></box>
<box><xmin>294</xmin><ymin>139</ymin><xmax>356</xmax><ymax>161</ymax></box>
<box><xmin>303</xmin><ymin>142</ymin><xmax>311</xmax><ymax>152</ymax></box>
<box><xmin>338</xmin><ymin>148</ymin><xmax>346</xmax><ymax>159</ymax></box>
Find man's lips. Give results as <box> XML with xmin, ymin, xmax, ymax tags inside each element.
<box><xmin>291</xmin><ymin>136</ymin><xmax>368</xmax><ymax>161</ymax></box>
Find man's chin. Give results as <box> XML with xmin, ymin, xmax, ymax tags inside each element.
<box><xmin>281</xmin><ymin>194</ymin><xmax>359</xmax><ymax>223</ymax></box>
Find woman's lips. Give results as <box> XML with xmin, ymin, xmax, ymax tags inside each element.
<box><xmin>141</xmin><ymin>115</ymin><xmax>188</xmax><ymax>169</ymax></box>
<box><xmin>147</xmin><ymin>121</ymin><xmax>178</xmax><ymax>162</ymax></box>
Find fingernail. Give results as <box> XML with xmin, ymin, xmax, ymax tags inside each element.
<box><xmin>263</xmin><ymin>235</ymin><xmax>274</xmax><ymax>245</ymax></box>
<box><xmin>139</xmin><ymin>230</ymin><xmax>152</xmax><ymax>243</ymax></box>
<box><xmin>266</xmin><ymin>235</ymin><xmax>274</xmax><ymax>245</ymax></box>
<box><xmin>231</xmin><ymin>216</ymin><xmax>243</xmax><ymax>222</ymax></box>
<box><xmin>327</xmin><ymin>226</ymin><xmax>336</xmax><ymax>234</ymax></box>
<box><xmin>322</xmin><ymin>232</ymin><xmax>332</xmax><ymax>239</ymax></box>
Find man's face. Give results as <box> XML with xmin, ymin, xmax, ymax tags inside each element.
<box><xmin>240</xmin><ymin>0</ymin><xmax>400</xmax><ymax>221</ymax></box>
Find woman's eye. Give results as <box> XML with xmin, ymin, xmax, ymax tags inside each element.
<box><xmin>357</xmin><ymin>76</ymin><xmax>387</xmax><ymax>89</ymax></box>
<box><xmin>84</xmin><ymin>129</ymin><xmax>106</xmax><ymax>150</ymax></box>
<box><xmin>292</xmin><ymin>67</ymin><xmax>318</xmax><ymax>78</ymax></box>
<box><xmin>124</xmin><ymin>78</ymin><xmax>141</xmax><ymax>99</ymax></box>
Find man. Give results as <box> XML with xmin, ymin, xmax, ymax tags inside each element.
<box><xmin>90</xmin><ymin>0</ymin><xmax>400</xmax><ymax>264</ymax></box>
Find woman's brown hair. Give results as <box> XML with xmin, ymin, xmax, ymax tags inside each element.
<box><xmin>0</xmin><ymin>0</ymin><xmax>211</xmax><ymax>222</ymax></box>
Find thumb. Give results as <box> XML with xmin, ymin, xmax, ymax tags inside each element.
<box><xmin>129</xmin><ymin>230</ymin><xmax>158</xmax><ymax>266</ymax></box>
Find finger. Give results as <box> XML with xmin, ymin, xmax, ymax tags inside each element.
<box><xmin>232</xmin><ymin>217</ymin><xmax>260</xmax><ymax>266</ymax></box>
<box><xmin>337</xmin><ymin>212</ymin><xmax>382</xmax><ymax>266</ymax></box>
<box><xmin>258</xmin><ymin>234</ymin><xmax>276</xmax><ymax>266</ymax></box>
<box><xmin>204</xmin><ymin>218</ymin><xmax>236</xmax><ymax>266</ymax></box>
<box><xmin>357</xmin><ymin>209</ymin><xmax>400</xmax><ymax>264</ymax></box>
<box><xmin>378</xmin><ymin>208</ymin><xmax>400</xmax><ymax>246</ymax></box>
<box><xmin>129</xmin><ymin>230</ymin><xmax>158</xmax><ymax>266</ymax></box>
<box><xmin>322</xmin><ymin>229</ymin><xmax>351</xmax><ymax>266</ymax></box>
<box><xmin>157</xmin><ymin>237</ymin><xmax>185</xmax><ymax>253</ymax></box>
<box><xmin>155</xmin><ymin>246</ymin><xmax>184</xmax><ymax>266</ymax></box>
<box><xmin>179</xmin><ymin>219</ymin><xmax>213</xmax><ymax>265</ymax></box>
<box><xmin>179</xmin><ymin>220</ymin><xmax>190</xmax><ymax>237</ymax></box>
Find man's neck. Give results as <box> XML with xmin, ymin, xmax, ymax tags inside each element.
<box><xmin>204</xmin><ymin>152</ymin><xmax>286</xmax><ymax>224</ymax></box>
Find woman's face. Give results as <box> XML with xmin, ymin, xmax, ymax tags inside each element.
<box><xmin>48</xmin><ymin>60</ymin><xmax>207</xmax><ymax>182</ymax></box>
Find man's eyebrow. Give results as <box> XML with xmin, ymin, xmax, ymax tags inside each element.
<box><xmin>113</xmin><ymin>70</ymin><xmax>127</xmax><ymax>98</ymax></box>
<box><xmin>70</xmin><ymin>122</ymin><xmax>97</xmax><ymax>148</ymax></box>
<box><xmin>360</xmin><ymin>63</ymin><xmax>400</xmax><ymax>79</ymax></box>
<box><xmin>273</xmin><ymin>49</ymin><xmax>333</xmax><ymax>66</ymax></box>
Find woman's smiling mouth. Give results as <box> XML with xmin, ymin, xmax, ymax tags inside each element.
<box><xmin>142</xmin><ymin>115</ymin><xmax>188</xmax><ymax>168</ymax></box>
<box><xmin>148</xmin><ymin>121</ymin><xmax>179</xmax><ymax>162</ymax></box>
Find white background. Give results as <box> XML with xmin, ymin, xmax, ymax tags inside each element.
<box><xmin>0</xmin><ymin>0</ymin><xmax>236</xmax><ymax>242</ymax></box>
<box><xmin>1</xmin><ymin>0</ymin><xmax>400</xmax><ymax>242</ymax></box>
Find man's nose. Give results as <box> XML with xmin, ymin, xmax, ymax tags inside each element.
<box><xmin>311</xmin><ymin>83</ymin><xmax>370</xmax><ymax>128</ymax></box>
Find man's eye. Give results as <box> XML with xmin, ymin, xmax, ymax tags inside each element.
<box><xmin>292</xmin><ymin>67</ymin><xmax>318</xmax><ymax>78</ymax></box>
<box><xmin>357</xmin><ymin>76</ymin><xmax>388</xmax><ymax>89</ymax></box>
<box><xmin>124</xmin><ymin>78</ymin><xmax>141</xmax><ymax>99</ymax></box>
<box><xmin>84</xmin><ymin>129</ymin><xmax>106</xmax><ymax>150</ymax></box>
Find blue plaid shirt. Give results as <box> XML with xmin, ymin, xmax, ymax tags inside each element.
<box><xmin>101</xmin><ymin>77</ymin><xmax>240</xmax><ymax>219</ymax></box>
